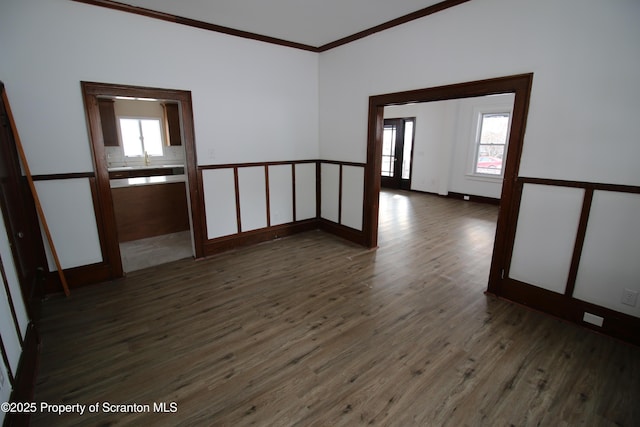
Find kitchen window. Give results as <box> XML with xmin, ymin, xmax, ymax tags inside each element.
<box><xmin>119</xmin><ymin>117</ymin><xmax>164</xmax><ymax>157</ymax></box>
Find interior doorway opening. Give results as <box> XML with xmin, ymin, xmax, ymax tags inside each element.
<box><xmin>364</xmin><ymin>74</ymin><xmax>534</xmax><ymax>293</ymax></box>
<box><xmin>81</xmin><ymin>82</ymin><xmax>204</xmax><ymax>279</ymax></box>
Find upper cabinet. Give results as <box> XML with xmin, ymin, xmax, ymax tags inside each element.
<box><xmin>99</xmin><ymin>98</ymin><xmax>182</xmax><ymax>147</ymax></box>
<box><xmin>98</xmin><ymin>98</ymin><xmax>119</xmax><ymax>146</ymax></box>
<box><xmin>163</xmin><ymin>102</ymin><xmax>182</xmax><ymax>146</ymax></box>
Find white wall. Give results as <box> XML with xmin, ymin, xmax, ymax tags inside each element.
<box><xmin>319</xmin><ymin>0</ymin><xmax>640</xmax><ymax>316</ymax></box>
<box><xmin>0</xmin><ymin>0</ymin><xmax>319</xmax><ymax>268</ymax></box>
<box><xmin>385</xmin><ymin>94</ymin><xmax>513</xmax><ymax>198</ymax></box>
<box><xmin>319</xmin><ymin>0</ymin><xmax>640</xmax><ymax>181</ymax></box>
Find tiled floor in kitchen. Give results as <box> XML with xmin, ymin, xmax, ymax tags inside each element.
<box><xmin>119</xmin><ymin>230</ymin><xmax>193</xmax><ymax>273</ymax></box>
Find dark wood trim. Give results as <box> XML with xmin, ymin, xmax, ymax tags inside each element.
<box><xmin>291</xmin><ymin>164</ymin><xmax>297</xmax><ymax>222</ymax></box>
<box><xmin>71</xmin><ymin>0</ymin><xmax>470</xmax><ymax>53</ymax></box>
<box><xmin>202</xmin><ymin>219</ymin><xmax>319</xmax><ymax>257</ymax></box>
<box><xmin>446</xmin><ymin>191</ymin><xmax>500</xmax><ymax>205</ymax></box>
<box><xmin>338</xmin><ymin>165</ymin><xmax>343</xmax><ymax>225</ymax></box>
<box><xmin>87</xmin><ymin>177</ymin><xmax>111</xmax><ymax>273</ymax></box>
<box><xmin>264</xmin><ymin>165</ymin><xmax>271</xmax><ymax>227</ymax></box>
<box><xmin>4</xmin><ymin>322</ymin><xmax>40</xmax><ymax>427</ymax></box>
<box><xmin>30</xmin><ymin>172</ymin><xmax>95</xmax><ymax>181</ymax></box>
<box><xmin>366</xmin><ymin>74</ymin><xmax>534</xmax><ymax>256</ymax></box>
<box><xmin>318</xmin><ymin>219</ymin><xmax>367</xmax><ymax>247</ymax></box>
<box><xmin>81</xmin><ymin>81</ymin><xmax>202</xmax><ymax>289</ymax></box>
<box><xmin>519</xmin><ymin>176</ymin><xmax>640</xmax><ymax>194</ymax></box>
<box><xmin>315</xmin><ymin>161</ymin><xmax>321</xmax><ymax>220</ymax></box>
<box><xmin>70</xmin><ymin>0</ymin><xmax>318</xmax><ymax>52</ymax></box>
<box><xmin>488</xmin><ymin>278</ymin><xmax>640</xmax><ymax>347</ymax></box>
<box><xmin>318</xmin><ymin>0</ymin><xmax>472</xmax><ymax>51</ymax></box>
<box><xmin>198</xmin><ymin>159</ymin><xmax>318</xmax><ymax>170</ymax></box>
<box><xmin>565</xmin><ymin>188</ymin><xmax>594</xmax><ymax>298</ymax></box>
<box><xmin>0</xmin><ymin>332</ymin><xmax>15</xmax><ymax>387</ymax></box>
<box><xmin>0</xmin><ymin>256</ymin><xmax>24</xmax><ymax>347</ymax></box>
<box><xmin>320</xmin><ymin>159</ymin><xmax>367</xmax><ymax>168</ymax></box>
<box><xmin>364</xmin><ymin>102</ymin><xmax>384</xmax><ymax>249</ymax></box>
<box><xmin>233</xmin><ymin>167</ymin><xmax>242</xmax><ymax>233</ymax></box>
<box><xmin>44</xmin><ymin>262</ymin><xmax>113</xmax><ymax>294</ymax></box>
<box><xmin>197</xmin><ymin>168</ymin><xmax>208</xmax><ymax>243</ymax></box>
<box><xmin>496</xmin><ymin>178</ymin><xmax>525</xmax><ymax>295</ymax></box>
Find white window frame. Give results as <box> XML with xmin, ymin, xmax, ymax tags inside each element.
<box><xmin>467</xmin><ymin>105</ymin><xmax>513</xmax><ymax>180</ymax></box>
<box><xmin>117</xmin><ymin>116</ymin><xmax>166</xmax><ymax>158</ymax></box>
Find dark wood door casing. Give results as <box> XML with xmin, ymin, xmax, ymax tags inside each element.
<box><xmin>81</xmin><ymin>81</ymin><xmax>203</xmax><ymax>281</ymax></box>
<box><xmin>364</xmin><ymin>74</ymin><xmax>535</xmax><ymax>296</ymax></box>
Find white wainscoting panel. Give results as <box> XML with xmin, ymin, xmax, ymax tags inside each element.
<box><xmin>0</xmin><ymin>209</ymin><xmax>25</xmax><ymax>375</ymax></box>
<box><xmin>509</xmin><ymin>183</ymin><xmax>584</xmax><ymax>294</ymax></box>
<box><xmin>0</xmin><ymin>284</ymin><xmax>20</xmax><ymax>374</ymax></box>
<box><xmin>268</xmin><ymin>165</ymin><xmax>293</xmax><ymax>226</ymax></box>
<box><xmin>321</xmin><ymin>163</ymin><xmax>340</xmax><ymax>223</ymax></box>
<box><xmin>0</xmin><ymin>209</ymin><xmax>28</xmax><ymax>337</ymax></box>
<box><xmin>238</xmin><ymin>167</ymin><xmax>268</xmax><ymax>232</ymax></box>
<box><xmin>202</xmin><ymin>168</ymin><xmax>238</xmax><ymax>239</ymax></box>
<box><xmin>341</xmin><ymin>165</ymin><xmax>365</xmax><ymax>230</ymax></box>
<box><xmin>573</xmin><ymin>191</ymin><xmax>640</xmax><ymax>317</ymax></box>
<box><xmin>295</xmin><ymin>163</ymin><xmax>316</xmax><ymax>221</ymax></box>
<box><xmin>34</xmin><ymin>178</ymin><xmax>103</xmax><ymax>270</ymax></box>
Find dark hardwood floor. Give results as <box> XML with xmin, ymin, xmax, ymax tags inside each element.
<box><xmin>32</xmin><ymin>190</ymin><xmax>640</xmax><ymax>426</ymax></box>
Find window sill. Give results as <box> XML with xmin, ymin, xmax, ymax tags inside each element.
<box><xmin>465</xmin><ymin>173</ymin><xmax>504</xmax><ymax>183</ymax></box>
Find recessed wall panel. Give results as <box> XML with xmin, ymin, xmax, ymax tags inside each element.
<box><xmin>202</xmin><ymin>169</ymin><xmax>238</xmax><ymax>239</ymax></box>
<box><xmin>574</xmin><ymin>191</ymin><xmax>640</xmax><ymax>317</ymax></box>
<box><xmin>509</xmin><ymin>184</ymin><xmax>584</xmax><ymax>294</ymax></box>
<box><xmin>34</xmin><ymin>179</ymin><xmax>103</xmax><ymax>270</ymax></box>
<box><xmin>295</xmin><ymin>163</ymin><xmax>316</xmax><ymax>221</ymax></box>
<box><xmin>238</xmin><ymin>167</ymin><xmax>268</xmax><ymax>232</ymax></box>
<box><xmin>0</xmin><ymin>211</ymin><xmax>28</xmax><ymax>337</ymax></box>
<box><xmin>321</xmin><ymin>163</ymin><xmax>340</xmax><ymax>223</ymax></box>
<box><xmin>0</xmin><ymin>284</ymin><xmax>21</xmax><ymax>374</ymax></box>
<box><xmin>268</xmin><ymin>165</ymin><xmax>293</xmax><ymax>226</ymax></box>
<box><xmin>341</xmin><ymin>166</ymin><xmax>364</xmax><ymax>230</ymax></box>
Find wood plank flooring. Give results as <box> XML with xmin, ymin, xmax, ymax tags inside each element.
<box><xmin>32</xmin><ymin>190</ymin><xmax>640</xmax><ymax>426</ymax></box>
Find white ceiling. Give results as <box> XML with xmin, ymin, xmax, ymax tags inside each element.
<box><xmin>120</xmin><ymin>0</ymin><xmax>446</xmax><ymax>47</ymax></box>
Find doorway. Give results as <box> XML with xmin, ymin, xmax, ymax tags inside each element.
<box><xmin>81</xmin><ymin>82</ymin><xmax>204</xmax><ymax>278</ymax></box>
<box><xmin>363</xmin><ymin>74</ymin><xmax>534</xmax><ymax>293</ymax></box>
<box><xmin>381</xmin><ymin>117</ymin><xmax>414</xmax><ymax>190</ymax></box>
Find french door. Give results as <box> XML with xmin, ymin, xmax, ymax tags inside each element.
<box><xmin>381</xmin><ymin>118</ymin><xmax>415</xmax><ymax>189</ymax></box>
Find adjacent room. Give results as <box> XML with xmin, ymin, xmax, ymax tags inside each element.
<box><xmin>1</xmin><ymin>0</ymin><xmax>639</xmax><ymax>425</ymax></box>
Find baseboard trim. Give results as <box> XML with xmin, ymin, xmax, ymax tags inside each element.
<box><xmin>492</xmin><ymin>278</ymin><xmax>640</xmax><ymax>346</ymax></box>
<box><xmin>44</xmin><ymin>262</ymin><xmax>114</xmax><ymax>294</ymax></box>
<box><xmin>202</xmin><ymin>219</ymin><xmax>319</xmax><ymax>257</ymax></box>
<box><xmin>446</xmin><ymin>191</ymin><xmax>500</xmax><ymax>205</ymax></box>
<box><xmin>318</xmin><ymin>219</ymin><xmax>367</xmax><ymax>246</ymax></box>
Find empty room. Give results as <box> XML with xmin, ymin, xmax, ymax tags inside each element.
<box><xmin>0</xmin><ymin>0</ymin><xmax>639</xmax><ymax>425</ymax></box>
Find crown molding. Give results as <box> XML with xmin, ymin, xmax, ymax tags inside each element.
<box><xmin>70</xmin><ymin>0</ymin><xmax>471</xmax><ymax>52</ymax></box>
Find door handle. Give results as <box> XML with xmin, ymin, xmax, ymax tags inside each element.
<box><xmin>17</xmin><ymin>231</ymin><xmax>24</xmax><ymax>238</ymax></box>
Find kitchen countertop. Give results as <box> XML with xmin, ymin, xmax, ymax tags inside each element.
<box><xmin>107</xmin><ymin>164</ymin><xmax>184</xmax><ymax>172</ymax></box>
<box><xmin>110</xmin><ymin>174</ymin><xmax>186</xmax><ymax>189</ymax></box>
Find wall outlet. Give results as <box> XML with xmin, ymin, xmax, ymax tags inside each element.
<box><xmin>583</xmin><ymin>312</ymin><xmax>604</xmax><ymax>327</ymax></box>
<box><xmin>463</xmin><ymin>195</ymin><xmax>470</xmax><ymax>201</ymax></box>
<box><xmin>621</xmin><ymin>288</ymin><xmax>638</xmax><ymax>307</ymax></box>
